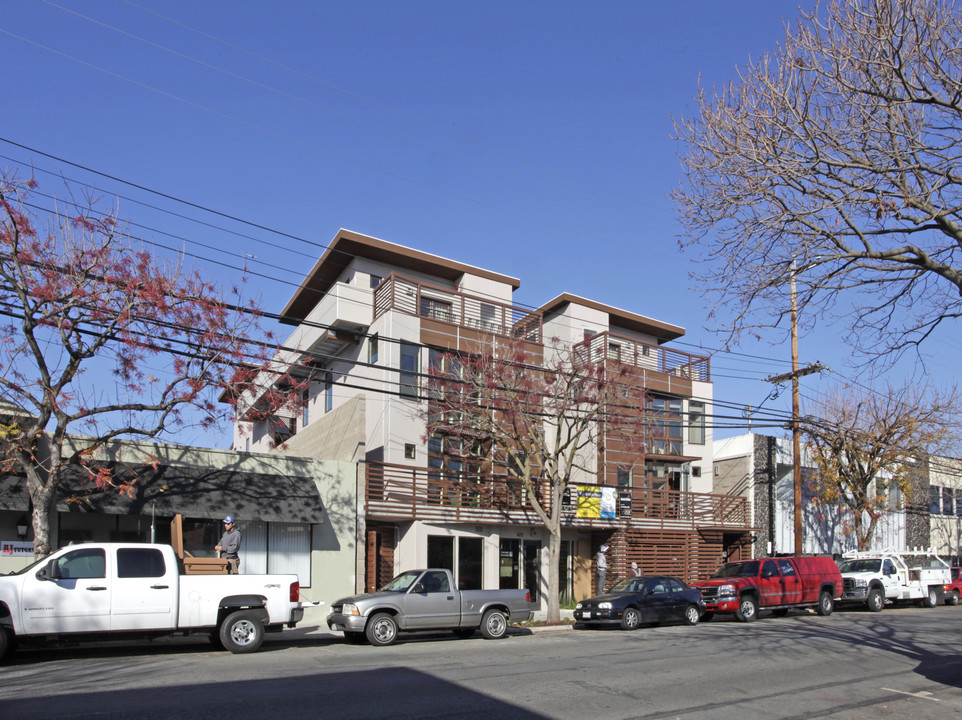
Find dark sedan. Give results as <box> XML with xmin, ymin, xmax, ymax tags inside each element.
<box><xmin>574</xmin><ymin>575</ymin><xmax>704</xmax><ymax>630</ymax></box>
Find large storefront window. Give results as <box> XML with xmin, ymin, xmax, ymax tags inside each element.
<box><xmin>242</xmin><ymin>520</ymin><xmax>312</xmax><ymax>588</ymax></box>
<box><xmin>426</xmin><ymin>535</ymin><xmax>483</xmax><ymax>590</ymax></box>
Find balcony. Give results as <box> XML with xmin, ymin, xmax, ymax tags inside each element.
<box><xmin>574</xmin><ymin>331</ymin><xmax>710</xmax><ymax>393</ymax></box>
<box><xmin>373</xmin><ymin>272</ymin><xmax>543</xmax><ymax>347</ymax></box>
<box><xmin>365</xmin><ymin>462</ymin><xmax>748</xmax><ymax>530</ymax></box>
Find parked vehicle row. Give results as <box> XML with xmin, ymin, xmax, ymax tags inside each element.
<box><xmin>560</xmin><ymin>551</ymin><xmax>959</xmax><ymax>637</ymax></box>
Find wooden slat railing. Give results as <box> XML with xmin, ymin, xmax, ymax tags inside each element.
<box><xmin>365</xmin><ymin>462</ymin><xmax>749</xmax><ymax>528</ymax></box>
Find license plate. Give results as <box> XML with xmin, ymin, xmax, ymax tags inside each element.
<box><xmin>582</xmin><ymin>611</ymin><xmax>591</xmax><ymax>619</ymax></box>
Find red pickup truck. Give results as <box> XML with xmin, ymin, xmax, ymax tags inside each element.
<box><xmin>945</xmin><ymin>567</ymin><xmax>961</xmax><ymax>606</ymax></box>
<box><xmin>693</xmin><ymin>556</ymin><xmax>843</xmax><ymax>623</ymax></box>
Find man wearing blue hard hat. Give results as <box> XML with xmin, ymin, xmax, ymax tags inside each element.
<box><xmin>215</xmin><ymin>515</ymin><xmax>241</xmax><ymax>574</ymax></box>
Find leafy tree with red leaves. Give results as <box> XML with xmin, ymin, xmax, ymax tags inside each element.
<box><xmin>0</xmin><ymin>174</ymin><xmax>289</xmax><ymax>556</ymax></box>
<box><xmin>424</xmin><ymin>337</ymin><xmax>648</xmax><ymax>622</ymax></box>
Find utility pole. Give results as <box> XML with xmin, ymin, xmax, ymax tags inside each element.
<box><xmin>790</xmin><ymin>270</ymin><xmax>801</xmax><ymax>557</ymax></box>
<box><xmin>765</xmin><ymin>264</ymin><xmax>826</xmax><ymax>557</ymax></box>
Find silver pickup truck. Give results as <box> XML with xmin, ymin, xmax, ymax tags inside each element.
<box><xmin>326</xmin><ymin>568</ymin><xmax>533</xmax><ymax>646</ymax></box>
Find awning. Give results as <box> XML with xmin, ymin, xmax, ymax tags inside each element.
<box><xmin>0</xmin><ymin>463</ymin><xmax>326</xmax><ymax>524</ymax></box>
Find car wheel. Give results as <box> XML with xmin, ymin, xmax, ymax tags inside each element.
<box><xmin>343</xmin><ymin>632</ymin><xmax>367</xmax><ymax>644</ymax></box>
<box><xmin>923</xmin><ymin>587</ymin><xmax>939</xmax><ymax>608</ymax></box>
<box><xmin>684</xmin><ymin>605</ymin><xmax>700</xmax><ymax>626</ymax></box>
<box><xmin>736</xmin><ymin>595</ymin><xmax>757</xmax><ymax>623</ymax></box>
<box><xmin>947</xmin><ymin>590</ymin><xmax>960</xmax><ymax>607</ymax></box>
<box><xmin>219</xmin><ymin>610</ymin><xmax>265</xmax><ymax>654</ymax></box>
<box><xmin>866</xmin><ymin>587</ymin><xmax>884</xmax><ymax>612</ymax></box>
<box><xmin>620</xmin><ymin>607</ymin><xmax>641</xmax><ymax>631</ymax></box>
<box><xmin>365</xmin><ymin>613</ymin><xmax>399</xmax><ymax>646</ymax></box>
<box><xmin>816</xmin><ymin>591</ymin><xmax>834</xmax><ymax>616</ymax></box>
<box><xmin>480</xmin><ymin>609</ymin><xmax>508</xmax><ymax>639</ymax></box>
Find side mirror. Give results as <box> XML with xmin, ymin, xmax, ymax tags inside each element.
<box><xmin>36</xmin><ymin>559</ymin><xmax>61</xmax><ymax>582</ymax></box>
<box><xmin>412</xmin><ymin>582</ymin><xmax>425</xmax><ymax>594</ymax></box>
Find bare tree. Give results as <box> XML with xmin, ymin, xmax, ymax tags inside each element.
<box><xmin>673</xmin><ymin>0</ymin><xmax>962</xmax><ymax>364</ymax></box>
<box><xmin>802</xmin><ymin>383</ymin><xmax>958</xmax><ymax>549</ymax></box>
<box><xmin>423</xmin><ymin>337</ymin><xmax>648</xmax><ymax>622</ymax></box>
<box><xmin>0</xmin><ymin>174</ymin><xmax>290</xmax><ymax>556</ymax></box>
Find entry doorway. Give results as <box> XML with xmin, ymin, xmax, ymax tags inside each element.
<box><xmin>499</xmin><ymin>538</ymin><xmax>541</xmax><ymax>602</ymax></box>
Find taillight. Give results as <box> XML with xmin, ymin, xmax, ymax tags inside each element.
<box><xmin>526</xmin><ymin>591</ymin><xmax>531</xmax><ymax>603</ymax></box>
<box><xmin>290</xmin><ymin>581</ymin><xmax>300</xmax><ymax>602</ymax></box>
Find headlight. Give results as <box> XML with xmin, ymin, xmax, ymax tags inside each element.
<box><xmin>598</xmin><ymin>602</ymin><xmax>612</xmax><ymax>610</ymax></box>
<box><xmin>342</xmin><ymin>603</ymin><xmax>360</xmax><ymax>616</ymax></box>
<box><xmin>853</xmin><ymin>579</ymin><xmax>868</xmax><ymax>588</ymax></box>
<box><xmin>716</xmin><ymin>584</ymin><xmax>736</xmax><ymax>596</ymax></box>
<box><xmin>576</xmin><ymin>602</ymin><xmax>583</xmax><ymax>610</ymax></box>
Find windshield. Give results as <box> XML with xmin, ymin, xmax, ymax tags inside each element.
<box><xmin>838</xmin><ymin>559</ymin><xmax>881</xmax><ymax>573</ymax></box>
<box><xmin>380</xmin><ymin>570</ymin><xmax>422</xmax><ymax>592</ymax></box>
<box><xmin>609</xmin><ymin>578</ymin><xmax>644</xmax><ymax>593</ymax></box>
<box><xmin>713</xmin><ymin>561</ymin><xmax>759</xmax><ymax>578</ymax></box>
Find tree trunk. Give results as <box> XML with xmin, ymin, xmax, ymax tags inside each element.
<box><xmin>28</xmin><ymin>481</ymin><xmax>55</xmax><ymax>558</ymax></box>
<box><xmin>546</xmin><ymin>526</ymin><xmax>561</xmax><ymax>623</ymax></box>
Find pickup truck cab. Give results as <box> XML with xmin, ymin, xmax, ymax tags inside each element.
<box><xmin>838</xmin><ymin>550</ymin><xmax>951</xmax><ymax>610</ymax></box>
<box><xmin>0</xmin><ymin>542</ymin><xmax>305</xmax><ymax>660</ymax></box>
<box><xmin>327</xmin><ymin>568</ymin><xmax>533</xmax><ymax>646</ymax></box>
<box><xmin>693</xmin><ymin>556</ymin><xmax>842</xmax><ymax>623</ymax></box>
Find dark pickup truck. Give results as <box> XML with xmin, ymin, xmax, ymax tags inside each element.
<box><xmin>693</xmin><ymin>556</ymin><xmax>843</xmax><ymax>622</ymax></box>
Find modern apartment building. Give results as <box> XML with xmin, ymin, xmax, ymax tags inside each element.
<box><xmin>233</xmin><ymin>230</ymin><xmax>754</xmax><ymax>605</ymax></box>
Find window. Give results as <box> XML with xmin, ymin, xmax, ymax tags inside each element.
<box><xmin>427</xmin><ymin>535</ymin><xmax>455</xmax><ymax>572</ymax></box>
<box><xmin>647</xmin><ymin>395</ymin><xmax>684</xmax><ymax>455</ymax></box>
<box><xmin>777</xmin><ymin>559</ymin><xmax>796</xmax><ymax>576</ymax></box>
<box><xmin>404</xmin><ymin>443</ymin><xmax>416</xmax><ymax>459</ymax></box>
<box><xmin>369</xmin><ymin>335</ymin><xmax>379</xmax><ymax>364</ymax></box>
<box><xmin>370</xmin><ymin>274</ymin><xmax>382</xmax><ymax>289</ymax></box>
<box><xmin>117</xmin><ymin>548</ymin><xmax>167</xmax><ymax>578</ymax></box>
<box><xmin>400</xmin><ymin>342</ymin><xmax>419</xmax><ymax>398</ymax></box>
<box><xmin>301</xmin><ymin>389</ymin><xmax>310</xmax><ymax>427</ymax></box>
<box><xmin>607</xmin><ymin>342</ymin><xmax>621</xmax><ymax>360</ymax></box>
<box><xmin>943</xmin><ymin>487</ymin><xmax>956</xmax><ymax>516</ymax></box>
<box><xmin>479</xmin><ymin>303</ymin><xmax>499</xmax><ymax>333</ymax></box>
<box><xmin>689</xmin><ymin>401</ymin><xmax>705</xmax><ymax>445</ymax></box>
<box><xmin>56</xmin><ymin>548</ymin><xmax>106</xmax><ymax>579</ymax></box>
<box><xmin>420</xmin><ymin>296</ymin><xmax>454</xmax><ymax>322</ymax></box>
<box><xmin>761</xmin><ymin>560</ymin><xmax>779</xmax><ymax>578</ymax></box>
<box><xmin>325</xmin><ymin>372</ymin><xmax>333</xmax><ymax>413</ymax></box>
<box><xmin>617</xmin><ymin>467</ymin><xmax>631</xmax><ymax>487</ymax></box>
<box><xmin>457</xmin><ymin>537</ymin><xmax>484</xmax><ymax>590</ymax></box>
<box><xmin>930</xmin><ymin>486</ymin><xmax>943</xmax><ymax>514</ymax></box>
<box><xmin>692</xmin><ymin>466</ymin><xmax>702</xmax><ymax>478</ymax></box>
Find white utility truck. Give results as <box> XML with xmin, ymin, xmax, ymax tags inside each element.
<box><xmin>837</xmin><ymin>548</ymin><xmax>951</xmax><ymax>611</ymax></box>
<box><xmin>0</xmin><ymin>542</ymin><xmax>307</xmax><ymax>660</ymax></box>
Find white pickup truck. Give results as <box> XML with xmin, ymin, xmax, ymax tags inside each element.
<box><xmin>0</xmin><ymin>542</ymin><xmax>306</xmax><ymax>660</ymax></box>
<box><xmin>838</xmin><ymin>549</ymin><xmax>951</xmax><ymax>611</ymax></box>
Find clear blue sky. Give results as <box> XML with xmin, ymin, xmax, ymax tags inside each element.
<box><xmin>2</xmin><ymin>0</ymin><xmax>952</xmax><ymax>448</ymax></box>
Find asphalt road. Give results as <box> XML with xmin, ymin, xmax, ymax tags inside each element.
<box><xmin>1</xmin><ymin>604</ymin><xmax>961</xmax><ymax>720</ymax></box>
